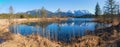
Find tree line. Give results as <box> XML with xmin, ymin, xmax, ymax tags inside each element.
<box><xmin>95</xmin><ymin>0</ymin><xmax>120</xmax><ymax>17</ymax></box>
<box><xmin>0</xmin><ymin>0</ymin><xmax>120</xmax><ymax>18</ymax></box>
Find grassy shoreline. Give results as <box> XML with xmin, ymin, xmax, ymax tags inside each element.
<box><xmin>0</xmin><ymin>18</ymin><xmax>67</xmax><ymax>31</ymax></box>
<box><xmin>0</xmin><ymin>18</ymin><xmax>120</xmax><ymax>47</ymax></box>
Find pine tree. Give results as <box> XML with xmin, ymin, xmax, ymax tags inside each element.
<box><xmin>40</xmin><ymin>7</ymin><xmax>46</xmax><ymax>18</ymax></box>
<box><xmin>9</xmin><ymin>6</ymin><xmax>14</xmax><ymax>19</ymax></box>
<box><xmin>115</xmin><ymin>4</ymin><xmax>120</xmax><ymax>15</ymax></box>
<box><xmin>9</xmin><ymin>6</ymin><xmax>13</xmax><ymax>14</ymax></box>
<box><xmin>57</xmin><ymin>8</ymin><xmax>61</xmax><ymax>17</ymax></box>
<box><xmin>103</xmin><ymin>0</ymin><xmax>117</xmax><ymax>15</ymax></box>
<box><xmin>9</xmin><ymin>6</ymin><xmax>14</xmax><ymax>23</ymax></box>
<box><xmin>117</xmin><ymin>5</ymin><xmax>120</xmax><ymax>14</ymax></box>
<box><xmin>95</xmin><ymin>2</ymin><xmax>101</xmax><ymax>16</ymax></box>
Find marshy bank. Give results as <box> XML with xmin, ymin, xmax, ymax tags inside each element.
<box><xmin>0</xmin><ymin>18</ymin><xmax>67</xmax><ymax>32</ymax></box>
<box><xmin>0</xmin><ymin>18</ymin><xmax>120</xmax><ymax>47</ymax></box>
<box><xmin>0</xmin><ymin>18</ymin><xmax>67</xmax><ymax>47</ymax></box>
<box><xmin>70</xmin><ymin>18</ymin><xmax>120</xmax><ymax>47</ymax></box>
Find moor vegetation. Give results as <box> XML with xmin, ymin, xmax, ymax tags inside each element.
<box><xmin>0</xmin><ymin>0</ymin><xmax>120</xmax><ymax>47</ymax></box>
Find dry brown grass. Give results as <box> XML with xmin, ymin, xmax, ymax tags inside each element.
<box><xmin>0</xmin><ymin>32</ymin><xmax>61</xmax><ymax>47</ymax></box>
<box><xmin>67</xmin><ymin>35</ymin><xmax>101</xmax><ymax>47</ymax></box>
<box><xmin>0</xmin><ymin>30</ymin><xmax>120</xmax><ymax>47</ymax></box>
<box><xmin>0</xmin><ymin>18</ymin><xmax>120</xmax><ymax>47</ymax></box>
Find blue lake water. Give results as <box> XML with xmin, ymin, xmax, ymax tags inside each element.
<box><xmin>9</xmin><ymin>18</ymin><xmax>111</xmax><ymax>42</ymax></box>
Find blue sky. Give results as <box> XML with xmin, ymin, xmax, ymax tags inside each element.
<box><xmin>0</xmin><ymin>0</ymin><xmax>119</xmax><ymax>14</ymax></box>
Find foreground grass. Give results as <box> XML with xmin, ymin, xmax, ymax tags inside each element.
<box><xmin>0</xmin><ymin>29</ymin><xmax>120</xmax><ymax>47</ymax></box>
<box><xmin>0</xmin><ymin>16</ymin><xmax>120</xmax><ymax>47</ymax></box>
<box><xmin>0</xmin><ymin>32</ymin><xmax>61</xmax><ymax>47</ymax></box>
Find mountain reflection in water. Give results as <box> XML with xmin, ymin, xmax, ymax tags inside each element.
<box><xmin>9</xmin><ymin>18</ymin><xmax>111</xmax><ymax>42</ymax></box>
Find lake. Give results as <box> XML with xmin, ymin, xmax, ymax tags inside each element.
<box><xmin>9</xmin><ymin>18</ymin><xmax>111</xmax><ymax>42</ymax></box>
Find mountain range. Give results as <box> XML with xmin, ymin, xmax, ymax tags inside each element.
<box><xmin>25</xmin><ymin>9</ymin><xmax>92</xmax><ymax>17</ymax></box>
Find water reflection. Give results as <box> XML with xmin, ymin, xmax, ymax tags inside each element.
<box><xmin>9</xmin><ymin>18</ymin><xmax>111</xmax><ymax>42</ymax></box>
